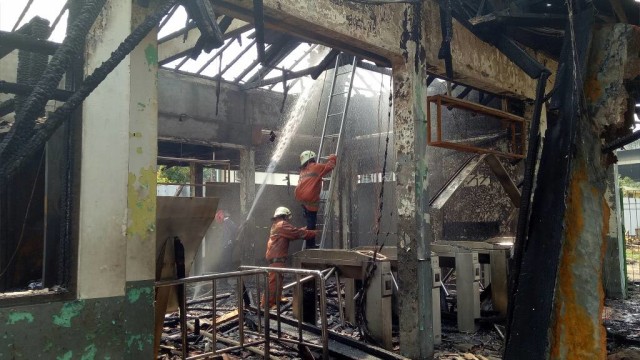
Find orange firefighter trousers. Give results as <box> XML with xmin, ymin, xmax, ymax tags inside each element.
<box><xmin>262</xmin><ymin>262</ymin><xmax>286</xmax><ymax>307</ymax></box>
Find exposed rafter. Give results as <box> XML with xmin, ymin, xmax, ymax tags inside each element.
<box><xmin>158</xmin><ymin>18</ymin><xmax>250</xmax><ymax>65</ymax></box>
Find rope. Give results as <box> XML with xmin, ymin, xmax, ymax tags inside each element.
<box><xmin>355</xmin><ymin>74</ymin><xmax>393</xmax><ymax>343</ymax></box>
<box><xmin>372</xmin><ymin>72</ymin><xmax>385</xmax><ymax>236</ymax></box>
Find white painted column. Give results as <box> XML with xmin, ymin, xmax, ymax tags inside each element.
<box><xmin>77</xmin><ymin>1</ymin><xmax>157</xmax><ymax>298</ymax></box>
<box><xmin>125</xmin><ymin>3</ymin><xmax>158</xmax><ymax>283</ymax></box>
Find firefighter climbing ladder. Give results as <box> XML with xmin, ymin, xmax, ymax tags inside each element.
<box><xmin>316</xmin><ymin>54</ymin><xmax>358</xmax><ymax>249</ymax></box>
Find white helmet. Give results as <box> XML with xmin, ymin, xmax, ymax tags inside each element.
<box><xmin>300</xmin><ymin>150</ymin><xmax>316</xmax><ymax>166</ymax></box>
<box><xmin>273</xmin><ymin>206</ymin><xmax>292</xmax><ymax>218</ymax></box>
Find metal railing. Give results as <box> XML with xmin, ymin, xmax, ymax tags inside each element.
<box><xmin>240</xmin><ymin>266</ymin><xmax>329</xmax><ymax>360</ymax></box>
<box><xmin>155</xmin><ymin>269</ymin><xmax>270</xmax><ymax>360</ymax></box>
<box><xmin>156</xmin><ymin>266</ymin><xmax>330</xmax><ymax>359</ymax></box>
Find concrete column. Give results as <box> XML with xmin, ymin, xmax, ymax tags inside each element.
<box><xmin>604</xmin><ymin>165</ymin><xmax>627</xmax><ymax>299</ymax></box>
<box><xmin>75</xmin><ymin>1</ymin><xmax>158</xmax><ymax>357</ymax></box>
<box><xmin>393</xmin><ymin>4</ymin><xmax>433</xmax><ymax>358</ymax></box>
<box><xmin>239</xmin><ymin>148</ymin><xmax>256</xmax><ymax>264</ymax></box>
<box><xmin>239</xmin><ymin>148</ymin><xmax>256</xmax><ymax>217</ymax></box>
<box><xmin>126</xmin><ymin>2</ymin><xmax>158</xmax><ymax>285</ymax></box>
<box><xmin>78</xmin><ymin>0</ymin><xmax>133</xmax><ymax>299</ymax></box>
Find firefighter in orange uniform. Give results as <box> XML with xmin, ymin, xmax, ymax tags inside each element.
<box><xmin>294</xmin><ymin>150</ymin><xmax>337</xmax><ymax>249</ymax></box>
<box><xmin>262</xmin><ymin>206</ymin><xmax>316</xmax><ymax>308</ymax></box>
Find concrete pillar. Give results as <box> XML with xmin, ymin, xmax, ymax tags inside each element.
<box><xmin>77</xmin><ymin>1</ymin><xmax>158</xmax><ymax>356</ymax></box>
<box><xmin>603</xmin><ymin>165</ymin><xmax>627</xmax><ymax>299</ymax></box>
<box><xmin>239</xmin><ymin>147</ymin><xmax>256</xmax><ymax>264</ymax></box>
<box><xmin>393</xmin><ymin>4</ymin><xmax>434</xmax><ymax>358</ymax></box>
<box><xmin>126</xmin><ymin>2</ymin><xmax>159</xmax><ymax>286</ymax></box>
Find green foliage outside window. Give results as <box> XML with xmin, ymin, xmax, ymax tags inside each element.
<box><xmin>157</xmin><ymin>165</ymin><xmax>190</xmax><ymax>184</ymax></box>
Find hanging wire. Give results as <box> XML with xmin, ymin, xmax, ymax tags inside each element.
<box><xmin>355</xmin><ymin>73</ymin><xmax>393</xmax><ymax>343</ymax></box>
<box><xmin>372</xmin><ymin>72</ymin><xmax>386</xmax><ymax>238</ymax></box>
<box><xmin>0</xmin><ymin>150</ymin><xmax>45</xmax><ymax>279</ymax></box>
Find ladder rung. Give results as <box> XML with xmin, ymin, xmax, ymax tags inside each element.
<box><xmin>336</xmin><ymin>70</ymin><xmax>352</xmax><ymax>76</ymax></box>
<box><xmin>323</xmin><ymin>134</ymin><xmax>340</xmax><ymax>139</ymax></box>
<box><xmin>327</xmin><ymin>112</ymin><xmax>344</xmax><ymax>117</ymax></box>
<box><xmin>332</xmin><ymin>91</ymin><xmax>349</xmax><ymax>96</ymax></box>
<box><xmin>322</xmin><ymin>177</ymin><xmax>331</xmax><ymax>181</ymax></box>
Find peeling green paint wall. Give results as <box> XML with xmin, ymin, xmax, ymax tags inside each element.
<box><xmin>0</xmin><ymin>281</ymin><xmax>154</xmax><ymax>359</ymax></box>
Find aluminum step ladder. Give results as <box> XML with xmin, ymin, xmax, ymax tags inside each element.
<box><xmin>315</xmin><ymin>54</ymin><xmax>358</xmax><ymax>249</ymax></box>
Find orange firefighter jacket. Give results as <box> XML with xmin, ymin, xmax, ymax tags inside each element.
<box><xmin>294</xmin><ymin>155</ymin><xmax>337</xmax><ymax>212</ymax></box>
<box><xmin>265</xmin><ymin>220</ymin><xmax>315</xmax><ymax>262</ymax></box>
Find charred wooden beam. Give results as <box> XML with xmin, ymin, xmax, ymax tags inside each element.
<box><xmin>158</xmin><ymin>22</ymin><xmax>198</xmax><ymax>45</ymax></box>
<box><xmin>253</xmin><ymin>0</ymin><xmax>266</xmax><ymax>63</ymax></box>
<box><xmin>0</xmin><ymin>31</ymin><xmax>59</xmax><ymax>56</ymax></box>
<box><xmin>355</xmin><ymin>60</ymin><xmax>392</xmax><ymax>76</ymax></box>
<box><xmin>444</xmin><ymin>0</ymin><xmax>550</xmax><ymax>79</ymax></box>
<box><xmin>0</xmin><ymin>99</ymin><xmax>15</xmax><ymax>117</ymax></box>
<box><xmin>309</xmin><ymin>49</ymin><xmax>340</xmax><ymax>79</ymax></box>
<box><xmin>268</xmin><ymin>44</ymin><xmax>318</xmax><ymax>90</ymax></box>
<box><xmin>0</xmin><ymin>81</ymin><xmax>73</xmax><ymax>102</ymax></box>
<box><xmin>456</xmin><ymin>86</ymin><xmax>473</xmax><ymax>99</ymax></box>
<box><xmin>470</xmin><ymin>11</ymin><xmax>568</xmax><ymax>28</ymax></box>
<box><xmin>217</xmin><ymin>15</ymin><xmax>235</xmax><ymax>33</ymax></box>
<box><xmin>244</xmin><ymin>38</ymin><xmax>299</xmax><ymax>84</ymax></box>
<box><xmin>182</xmin><ymin>0</ymin><xmax>224</xmax><ymax>55</ymax></box>
<box><xmin>241</xmin><ymin>66</ymin><xmax>316</xmax><ymax>90</ymax></box>
<box><xmin>1</xmin><ymin>0</ymin><xmax>179</xmax><ymax>181</ymax></box>
<box><xmin>159</xmin><ymin>23</ymin><xmax>250</xmax><ymax>66</ymax></box>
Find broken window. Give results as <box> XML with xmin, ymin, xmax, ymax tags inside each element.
<box><xmin>0</xmin><ymin>0</ymin><xmax>72</xmax><ymax>297</ymax></box>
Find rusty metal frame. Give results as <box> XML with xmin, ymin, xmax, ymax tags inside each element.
<box><xmin>241</xmin><ymin>265</ymin><xmax>330</xmax><ymax>360</ymax></box>
<box><xmin>155</xmin><ymin>269</ymin><xmax>271</xmax><ymax>360</ymax></box>
<box><xmin>426</xmin><ymin>94</ymin><xmax>526</xmax><ymax>159</ymax></box>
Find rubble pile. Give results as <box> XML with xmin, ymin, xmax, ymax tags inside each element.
<box><xmin>158</xmin><ymin>276</ymin><xmax>506</xmax><ymax>359</ymax></box>
<box><xmin>605</xmin><ymin>282</ymin><xmax>640</xmax><ymax>356</ymax></box>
